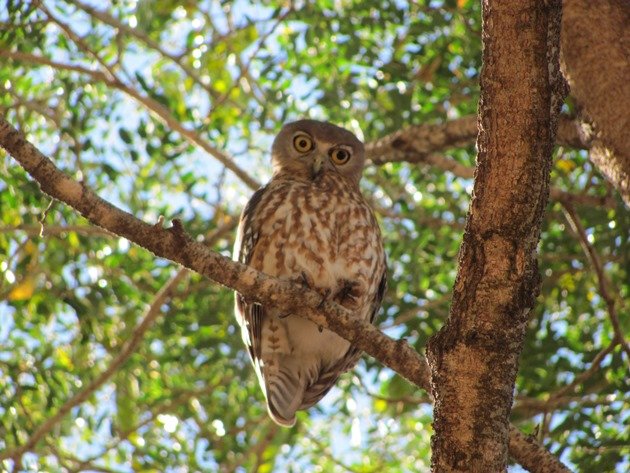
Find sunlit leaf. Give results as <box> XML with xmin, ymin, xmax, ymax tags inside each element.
<box><xmin>7</xmin><ymin>276</ymin><xmax>36</xmax><ymax>301</ymax></box>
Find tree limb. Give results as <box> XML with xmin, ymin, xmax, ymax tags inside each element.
<box><xmin>0</xmin><ymin>116</ymin><xmax>568</xmax><ymax>472</ymax></box>
<box><xmin>365</xmin><ymin>115</ymin><xmax>478</xmax><ymax>165</ymax></box>
<box><xmin>365</xmin><ymin>116</ymin><xmax>614</xmax><ymax>209</ymax></box>
<box><xmin>0</xmin><ymin>224</ymin><xmax>116</xmax><ymax>237</ymax></box>
<box><xmin>508</xmin><ymin>426</ymin><xmax>571</xmax><ymax>473</ymax></box>
<box><xmin>561</xmin><ymin>0</ymin><xmax>630</xmax><ymax>207</ymax></box>
<box><xmin>1</xmin><ymin>45</ymin><xmax>612</xmax><ymax>210</ymax></box>
<box><xmin>364</xmin><ymin>114</ymin><xmax>593</xmax><ymax>165</ymax></box>
<box><xmin>0</xmin><ymin>114</ymin><xmax>430</xmax><ymax>388</ymax></box>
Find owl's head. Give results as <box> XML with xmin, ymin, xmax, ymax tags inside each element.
<box><xmin>271</xmin><ymin>120</ymin><xmax>365</xmax><ymax>185</ymax></box>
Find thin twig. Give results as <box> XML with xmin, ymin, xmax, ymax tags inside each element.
<box><xmin>67</xmin><ymin>0</ymin><xmax>221</xmax><ymax>101</ymax></box>
<box><xmin>548</xmin><ymin>341</ymin><xmax>617</xmax><ymax>400</ymax></box>
<box><xmin>365</xmin><ymin>117</ymin><xmax>614</xmax><ymax>209</ymax></box>
<box><xmin>250</xmin><ymin>422</ymin><xmax>280</xmax><ymax>473</ymax></box>
<box><xmin>0</xmin><ymin>224</ymin><xmax>115</xmax><ymax>236</ymax></box>
<box><xmin>304</xmin><ymin>432</ymin><xmax>378</xmax><ymax>473</ymax></box>
<box><xmin>0</xmin><ymin>49</ymin><xmax>260</xmax><ymax>190</ymax></box>
<box><xmin>561</xmin><ymin>202</ymin><xmax>630</xmax><ymax>365</ymax></box>
<box><xmin>0</xmin><ymin>217</ymin><xmax>235</xmax><ymax>461</ymax></box>
<box><xmin>512</xmin><ymin>393</ymin><xmax>618</xmax><ymax>416</ymax></box>
<box><xmin>81</xmin><ymin>382</ymin><xmax>227</xmax><ymax>464</ymax></box>
<box><xmin>39</xmin><ymin>3</ymin><xmax>119</xmax><ymax>81</ymax></box>
<box><xmin>355</xmin><ymin>374</ymin><xmax>431</xmax><ymax>406</ymax></box>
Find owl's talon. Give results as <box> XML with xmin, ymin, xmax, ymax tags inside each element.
<box><xmin>299</xmin><ymin>271</ymin><xmax>314</xmax><ymax>288</ymax></box>
<box><xmin>317</xmin><ymin>288</ymin><xmax>331</xmax><ymax>309</ymax></box>
<box><xmin>335</xmin><ymin>279</ymin><xmax>361</xmax><ymax>305</ymax></box>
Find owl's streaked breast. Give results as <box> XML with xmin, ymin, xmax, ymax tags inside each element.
<box><xmin>244</xmin><ymin>173</ymin><xmax>383</xmax><ymax>369</ymax></box>
<box><xmin>248</xmin><ymin>173</ymin><xmax>383</xmax><ymax>298</ymax></box>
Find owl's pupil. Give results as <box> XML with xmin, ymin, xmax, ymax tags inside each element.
<box><xmin>337</xmin><ymin>150</ymin><xmax>347</xmax><ymax>160</ymax></box>
<box><xmin>299</xmin><ymin>140</ymin><xmax>307</xmax><ymax>148</ymax></box>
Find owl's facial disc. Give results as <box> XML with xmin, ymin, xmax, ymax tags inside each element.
<box><xmin>272</xmin><ymin>120</ymin><xmax>365</xmax><ymax>185</ymax></box>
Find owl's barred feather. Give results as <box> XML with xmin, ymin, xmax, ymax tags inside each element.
<box><xmin>233</xmin><ymin>120</ymin><xmax>386</xmax><ymax>426</ymax></box>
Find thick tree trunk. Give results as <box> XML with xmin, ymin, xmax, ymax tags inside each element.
<box><xmin>561</xmin><ymin>0</ymin><xmax>630</xmax><ymax>207</ymax></box>
<box><xmin>426</xmin><ymin>2</ymin><xmax>565</xmax><ymax>472</ymax></box>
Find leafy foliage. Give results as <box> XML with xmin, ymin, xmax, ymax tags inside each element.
<box><xmin>0</xmin><ymin>0</ymin><xmax>628</xmax><ymax>471</ymax></box>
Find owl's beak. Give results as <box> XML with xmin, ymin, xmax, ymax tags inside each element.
<box><xmin>311</xmin><ymin>155</ymin><xmax>325</xmax><ymax>179</ymax></box>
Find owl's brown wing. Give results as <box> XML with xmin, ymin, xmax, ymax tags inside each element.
<box><xmin>233</xmin><ymin>186</ymin><xmax>268</xmax><ymax>367</ymax></box>
<box><xmin>299</xmin><ymin>269</ymin><xmax>387</xmax><ymax>410</ymax></box>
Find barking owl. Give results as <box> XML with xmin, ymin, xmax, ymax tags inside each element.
<box><xmin>233</xmin><ymin>120</ymin><xmax>386</xmax><ymax>426</ymax></box>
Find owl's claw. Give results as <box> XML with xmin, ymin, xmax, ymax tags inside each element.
<box><xmin>317</xmin><ymin>288</ymin><xmax>332</xmax><ymax>310</ymax></box>
<box><xmin>299</xmin><ymin>271</ymin><xmax>315</xmax><ymax>289</ymax></box>
<box><xmin>335</xmin><ymin>279</ymin><xmax>361</xmax><ymax>306</ymax></box>
<box><xmin>317</xmin><ymin>289</ymin><xmax>330</xmax><ymax>332</ymax></box>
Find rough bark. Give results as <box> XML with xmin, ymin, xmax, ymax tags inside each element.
<box><xmin>426</xmin><ymin>2</ymin><xmax>566</xmax><ymax>472</ymax></box>
<box><xmin>365</xmin><ymin>115</ymin><xmax>587</xmax><ymax>165</ymax></box>
<box><xmin>508</xmin><ymin>426</ymin><xmax>571</xmax><ymax>473</ymax></box>
<box><xmin>561</xmin><ymin>0</ymin><xmax>630</xmax><ymax>206</ymax></box>
<box><xmin>366</xmin><ymin>116</ymin><xmax>478</xmax><ymax>165</ymax></box>
<box><xmin>0</xmin><ymin>116</ymin><xmax>571</xmax><ymax>473</ymax></box>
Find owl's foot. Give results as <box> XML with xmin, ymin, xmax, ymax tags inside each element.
<box><xmin>299</xmin><ymin>271</ymin><xmax>315</xmax><ymax>289</ymax></box>
<box><xmin>282</xmin><ymin>272</ymin><xmax>326</xmax><ymax>320</ymax></box>
<box><xmin>317</xmin><ymin>289</ymin><xmax>332</xmax><ymax>310</ymax></box>
<box><xmin>314</xmin><ymin>289</ymin><xmax>331</xmax><ymax>332</ymax></box>
<box><xmin>295</xmin><ymin>272</ymin><xmax>330</xmax><ymax>309</ymax></box>
<box><xmin>335</xmin><ymin>279</ymin><xmax>361</xmax><ymax>307</ymax></box>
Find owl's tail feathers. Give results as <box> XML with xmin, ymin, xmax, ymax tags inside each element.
<box><xmin>263</xmin><ymin>357</ymin><xmax>314</xmax><ymax>427</ymax></box>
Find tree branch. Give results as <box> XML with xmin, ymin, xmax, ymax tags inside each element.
<box><xmin>66</xmin><ymin>0</ymin><xmax>222</xmax><ymax>101</ymax></box>
<box><xmin>0</xmin><ymin>210</ymin><xmax>232</xmax><ymax>463</ymax></box>
<box><xmin>365</xmin><ymin>115</ymin><xmax>478</xmax><ymax>165</ymax></box>
<box><xmin>0</xmin><ymin>116</ymin><xmax>568</xmax><ymax>473</ymax></box>
<box><xmin>0</xmin><ymin>113</ymin><xmax>430</xmax><ymax>390</ymax></box>
<box><xmin>508</xmin><ymin>426</ymin><xmax>571</xmax><ymax>473</ymax></box>
<box><xmin>365</xmin><ymin>116</ymin><xmax>614</xmax><ymax>209</ymax></box>
<box><xmin>83</xmin><ymin>383</ymin><xmax>228</xmax><ymax>465</ymax></box>
<box><xmin>548</xmin><ymin>341</ymin><xmax>617</xmax><ymax>402</ymax></box>
<box><xmin>561</xmin><ymin>0</ymin><xmax>630</xmax><ymax>207</ymax></box>
<box><xmin>0</xmin><ymin>224</ymin><xmax>115</xmax><ymax>237</ymax></box>
<box><xmin>1</xmin><ymin>45</ymin><xmax>612</xmax><ymax>210</ymax></box>
<box><xmin>250</xmin><ymin>423</ymin><xmax>281</xmax><ymax>473</ymax></box>
<box><xmin>513</xmin><ymin>393</ymin><xmax>618</xmax><ymax>417</ymax></box>
<box><xmin>365</xmin><ymin>115</ymin><xmax>590</xmax><ymax>162</ymax></box>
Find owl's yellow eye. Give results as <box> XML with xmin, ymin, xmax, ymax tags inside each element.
<box><xmin>330</xmin><ymin>147</ymin><xmax>352</xmax><ymax>165</ymax></box>
<box><xmin>293</xmin><ymin>134</ymin><xmax>314</xmax><ymax>153</ymax></box>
